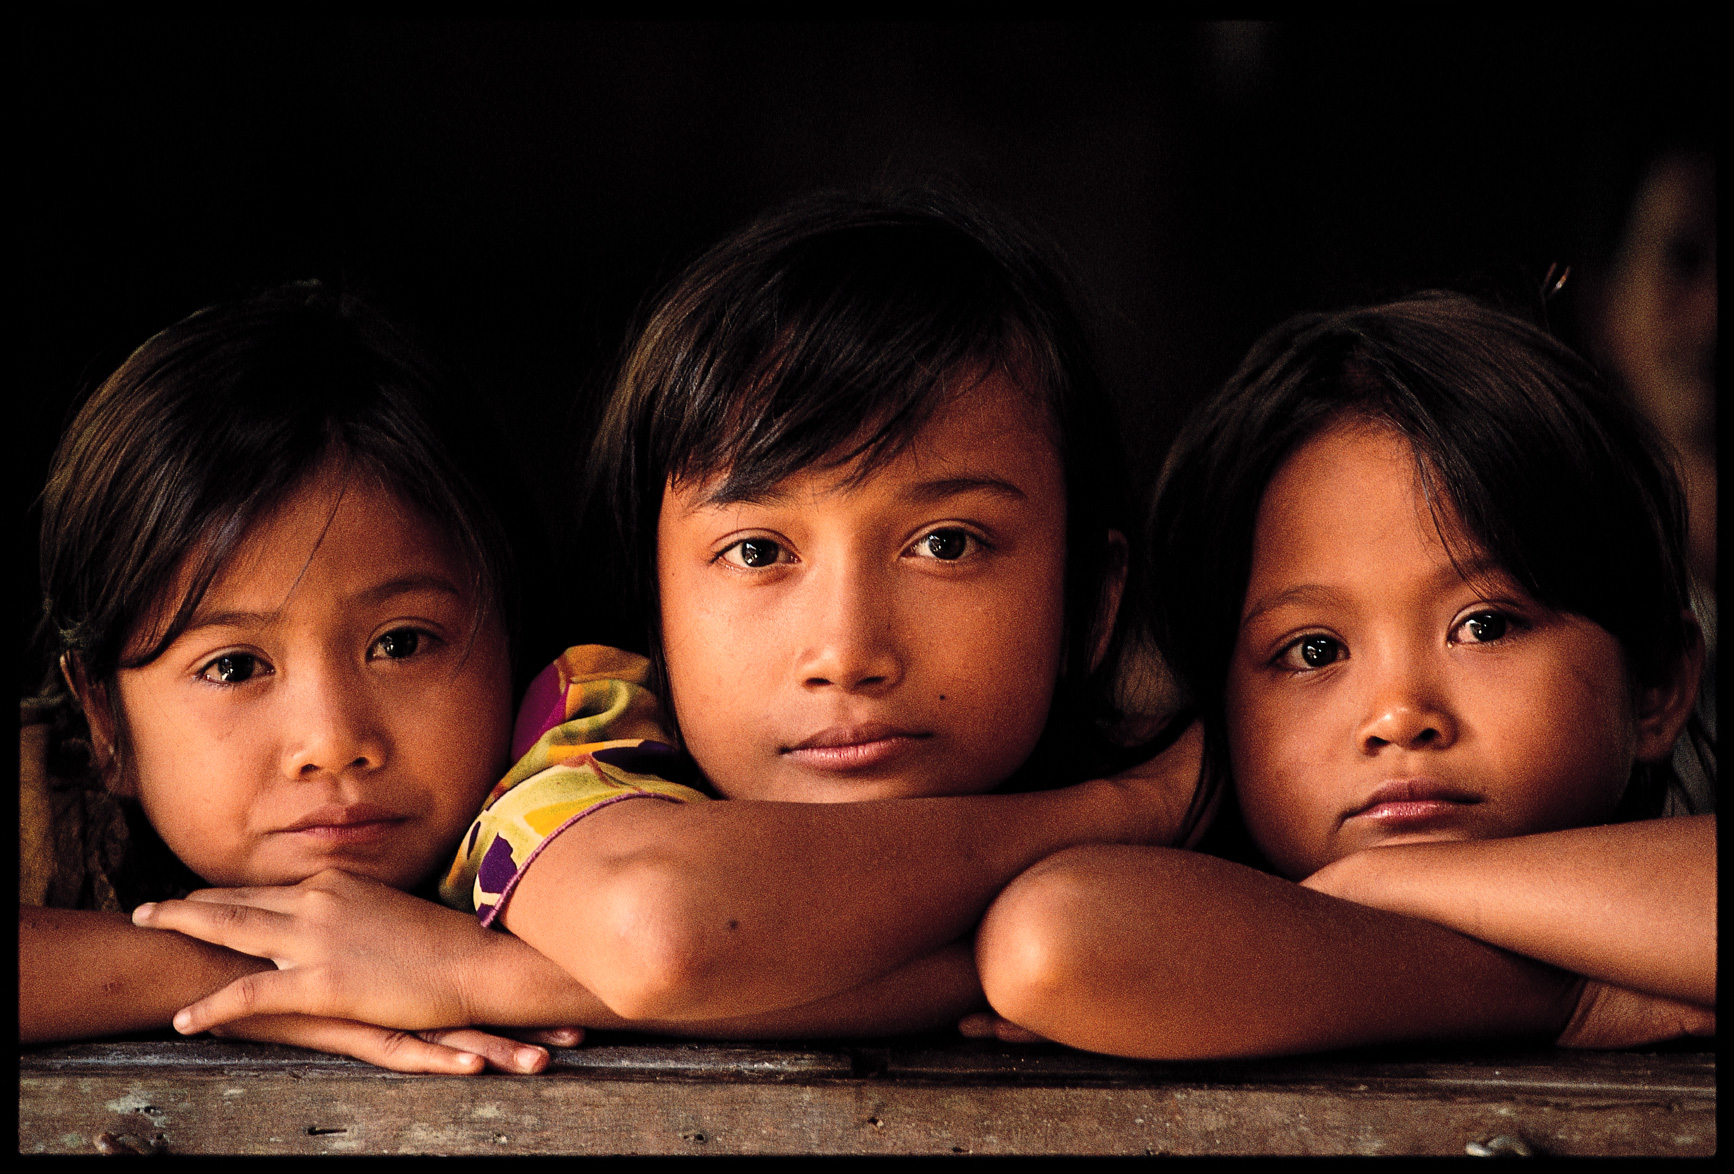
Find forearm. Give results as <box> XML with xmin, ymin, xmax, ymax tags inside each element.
<box><xmin>662</xmin><ymin>943</ymin><xmax>984</xmax><ymax>1039</ymax></box>
<box><xmin>976</xmin><ymin>845</ymin><xmax>1580</xmax><ymax>1060</ymax></box>
<box><xmin>1302</xmin><ymin>816</ymin><xmax>1716</xmax><ymax>1005</ymax></box>
<box><xmin>20</xmin><ymin>906</ymin><xmax>271</xmax><ymax>1043</ymax></box>
<box><xmin>503</xmin><ymin>775</ymin><xmax>1178</xmax><ymax>1022</ymax></box>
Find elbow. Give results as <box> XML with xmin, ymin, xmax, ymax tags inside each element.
<box><xmin>576</xmin><ymin>859</ymin><xmax>729</xmax><ymax>1022</ymax></box>
<box><xmin>976</xmin><ymin>844</ymin><xmax>1251</xmax><ymax>1060</ymax></box>
<box><xmin>975</xmin><ymin>847</ymin><xmax>1121</xmax><ymax>1047</ymax></box>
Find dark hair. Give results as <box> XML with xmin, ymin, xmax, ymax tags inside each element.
<box><xmin>37</xmin><ymin>281</ymin><xmax>531</xmax><ymax>760</ymax></box>
<box><xmin>1150</xmin><ymin>292</ymin><xmax>1710</xmax><ymax>859</ymax></box>
<box><xmin>589</xmin><ymin>187</ymin><xmax>1145</xmax><ymax>787</ymax></box>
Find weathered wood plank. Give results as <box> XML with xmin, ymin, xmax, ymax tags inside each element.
<box><xmin>18</xmin><ymin>1038</ymin><xmax>1715</xmax><ymax>1156</ymax></box>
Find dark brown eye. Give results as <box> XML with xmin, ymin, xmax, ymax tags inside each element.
<box><xmin>201</xmin><ymin>653</ymin><xmax>261</xmax><ymax>684</ymax></box>
<box><xmin>1459</xmin><ymin>612</ymin><xmax>1508</xmax><ymax>643</ymax></box>
<box><xmin>1277</xmin><ymin>634</ymin><xmax>1344</xmax><ymax>671</ymax></box>
<box><xmin>917</xmin><ymin>529</ymin><xmax>971</xmax><ymax>560</ymax></box>
<box><xmin>738</xmin><ymin>539</ymin><xmax>782</xmax><ymax>568</ymax></box>
<box><xmin>372</xmin><ymin>629</ymin><xmax>421</xmax><ymax>659</ymax></box>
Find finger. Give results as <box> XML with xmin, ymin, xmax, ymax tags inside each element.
<box><xmin>181</xmin><ymin>886</ymin><xmax>310</xmax><ymax>911</ymax></box>
<box><xmin>992</xmin><ymin>1020</ymin><xmax>1049</xmax><ymax>1043</ymax></box>
<box><xmin>418</xmin><ymin>1028</ymin><xmax>551</xmax><ymax>1073</ymax></box>
<box><xmin>958</xmin><ymin>1012</ymin><xmax>1047</xmax><ymax>1043</ymax></box>
<box><xmin>509</xmin><ymin>1027</ymin><xmax>585</xmax><ymax>1048</ymax></box>
<box><xmin>184</xmin><ymin>867</ymin><xmax>367</xmax><ymax>908</ymax></box>
<box><xmin>134</xmin><ymin>898</ymin><xmax>298</xmax><ymax>960</ymax></box>
<box><xmin>215</xmin><ymin>1015</ymin><xmax>485</xmax><ymax>1075</ymax></box>
<box><xmin>173</xmin><ymin>969</ymin><xmax>320</xmax><ymax>1034</ymax></box>
<box><xmin>957</xmin><ymin>1012</ymin><xmax>999</xmax><ymax>1039</ymax></box>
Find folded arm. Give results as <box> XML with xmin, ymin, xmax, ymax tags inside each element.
<box><xmin>21</xmin><ymin>904</ymin><xmax>562</xmax><ymax>1073</ymax></box>
<box><xmin>973</xmin><ymin>844</ymin><xmax>1582</xmax><ymax>1060</ymax></box>
<box><xmin>19</xmin><ymin>905</ymin><xmax>271</xmax><ymax>1044</ymax></box>
<box><xmin>501</xmin><ymin>734</ymin><xmax>1197</xmax><ymax>1024</ymax></box>
<box><xmin>1300</xmin><ymin>815</ymin><xmax>1716</xmax><ymax>1006</ymax></box>
<box><xmin>139</xmin><ymin>871</ymin><xmax>984</xmax><ymax>1039</ymax></box>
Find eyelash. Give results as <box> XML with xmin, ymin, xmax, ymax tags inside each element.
<box><xmin>1273</xmin><ymin>633</ymin><xmax>1345</xmax><ymax>673</ymax></box>
<box><xmin>1450</xmin><ymin>609</ymin><xmax>1523</xmax><ymax>645</ymax></box>
<box><xmin>1270</xmin><ymin>607</ymin><xmax>1525</xmax><ymax>674</ymax></box>
<box><xmin>194</xmin><ymin>627</ymin><xmax>435</xmax><ymax>686</ymax></box>
<box><xmin>714</xmin><ymin>527</ymin><xmax>990</xmax><ymax>569</ymax></box>
<box><xmin>905</xmin><ymin>527</ymin><xmax>986</xmax><ymax>562</ymax></box>
<box><xmin>715</xmin><ymin>537</ymin><xmax>793</xmax><ymax>570</ymax></box>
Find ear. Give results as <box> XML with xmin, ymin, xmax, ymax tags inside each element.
<box><xmin>60</xmin><ymin>652</ymin><xmax>133</xmax><ymax>797</ymax></box>
<box><xmin>1632</xmin><ymin>612</ymin><xmax>1706</xmax><ymax>763</ymax></box>
<box><xmin>1090</xmin><ymin>530</ymin><xmax>1129</xmax><ymax>671</ymax></box>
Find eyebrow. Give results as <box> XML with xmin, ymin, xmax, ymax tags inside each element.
<box><xmin>1239</xmin><ymin>556</ymin><xmax>1519</xmax><ymax>628</ymax></box>
<box><xmin>703</xmin><ymin>474</ymin><xmax>1028</xmax><ymax>509</ymax></box>
<box><xmin>1239</xmin><ymin>584</ymin><xmax>1343</xmax><ymax>629</ymax></box>
<box><xmin>183</xmin><ymin>574</ymin><xmax>465</xmax><ymax>633</ymax></box>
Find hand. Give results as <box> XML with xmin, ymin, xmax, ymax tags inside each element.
<box><xmin>1092</xmin><ymin>720</ymin><xmax>1206</xmax><ymax>846</ymax></box>
<box><xmin>957</xmin><ymin>1011</ymin><xmax>1050</xmax><ymax>1044</ymax></box>
<box><xmin>1556</xmin><ymin>978</ymin><xmax>1715</xmax><ymax>1049</ymax></box>
<box><xmin>211</xmin><ymin>1013</ymin><xmax>563</xmax><ymax>1074</ymax></box>
<box><xmin>132</xmin><ymin>868</ymin><xmax>586</xmax><ymax>1036</ymax></box>
<box><xmin>1297</xmin><ymin>848</ymin><xmax>1372</xmax><ymax>901</ymax></box>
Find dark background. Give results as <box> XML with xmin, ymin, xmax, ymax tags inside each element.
<box><xmin>24</xmin><ymin>21</ymin><xmax>1714</xmax><ymax>682</ymax></box>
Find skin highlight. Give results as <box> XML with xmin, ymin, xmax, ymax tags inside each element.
<box><xmin>658</xmin><ymin>370</ymin><xmax>1070</xmax><ymax>803</ymax></box>
<box><xmin>1227</xmin><ymin>419</ymin><xmax>1654</xmax><ymax>879</ymax></box>
<box><xmin>99</xmin><ymin>469</ymin><xmax>513</xmax><ymax>891</ymax></box>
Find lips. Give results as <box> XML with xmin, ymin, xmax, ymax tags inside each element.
<box><xmin>1343</xmin><ymin>778</ymin><xmax>1481</xmax><ymax>826</ymax></box>
<box><xmin>781</xmin><ymin>723</ymin><xmax>931</xmax><ymax>771</ymax></box>
<box><xmin>278</xmin><ymin>804</ymin><xmax>409</xmax><ymax>843</ymax></box>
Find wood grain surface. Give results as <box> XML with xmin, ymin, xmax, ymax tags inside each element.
<box><xmin>19</xmin><ymin>1036</ymin><xmax>1715</xmax><ymax>1156</ymax></box>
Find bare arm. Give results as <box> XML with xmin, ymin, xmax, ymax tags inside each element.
<box><xmin>649</xmin><ymin>943</ymin><xmax>983</xmax><ymax>1039</ymax></box>
<box><xmin>1299</xmin><ymin>815</ymin><xmax>1716</xmax><ymax>1006</ymax></box>
<box><xmin>973</xmin><ymin>845</ymin><xmax>1581</xmax><ymax>1060</ymax></box>
<box><xmin>19</xmin><ymin>905</ymin><xmax>271</xmax><ymax>1043</ymax></box>
<box><xmin>504</xmin><ymin>731</ymin><xmax>1199</xmax><ymax>1023</ymax></box>
<box><xmin>21</xmin><ymin>904</ymin><xmax>567</xmax><ymax>1073</ymax></box>
<box><xmin>144</xmin><ymin>869</ymin><xmax>984</xmax><ymax>1040</ymax></box>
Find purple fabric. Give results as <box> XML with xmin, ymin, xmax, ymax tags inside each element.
<box><xmin>511</xmin><ymin>659</ymin><xmax>568</xmax><ymax>760</ymax></box>
<box><xmin>475</xmin><ymin>789</ymin><xmax>686</xmax><ymax>929</ymax></box>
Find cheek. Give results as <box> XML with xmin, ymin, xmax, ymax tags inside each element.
<box><xmin>1224</xmin><ymin>668</ymin><xmax>1330</xmax><ymax>874</ymax></box>
<box><xmin>427</xmin><ymin>632</ymin><xmax>516</xmax><ymax>809</ymax></box>
<box><xmin>656</xmin><ymin>567</ymin><xmax>768</xmax><ymax>785</ymax></box>
<box><xmin>1499</xmin><ymin>652</ymin><xmax>1639</xmax><ymax>824</ymax></box>
<box><xmin>113</xmin><ymin>678</ymin><xmax>240</xmax><ymax>850</ymax></box>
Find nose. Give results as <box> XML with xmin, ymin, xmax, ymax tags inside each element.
<box><xmin>281</xmin><ymin>658</ymin><xmax>388</xmax><ymax>778</ymax></box>
<box><xmin>1355</xmin><ymin>654</ymin><xmax>1457</xmax><ymax>754</ymax></box>
<box><xmin>794</xmin><ymin>560</ymin><xmax>904</xmax><ymax>695</ymax></box>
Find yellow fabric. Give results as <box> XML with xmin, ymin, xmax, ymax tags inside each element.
<box><xmin>439</xmin><ymin>647</ymin><xmax>709</xmax><ymax>923</ymax></box>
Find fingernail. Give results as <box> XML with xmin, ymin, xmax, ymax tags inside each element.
<box><xmin>172</xmin><ymin>1010</ymin><xmax>193</xmax><ymax>1033</ymax></box>
<box><xmin>132</xmin><ymin>903</ymin><xmax>157</xmax><ymax>923</ymax></box>
<box><xmin>458</xmin><ymin>1052</ymin><xmax>483</xmax><ymax>1070</ymax></box>
<box><xmin>516</xmin><ymin>1046</ymin><xmax>546</xmax><ymax>1069</ymax></box>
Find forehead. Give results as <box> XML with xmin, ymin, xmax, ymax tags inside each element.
<box><xmin>134</xmin><ymin>472</ymin><xmax>470</xmax><ymax>653</ymax></box>
<box><xmin>1251</xmin><ymin>420</ymin><xmax>1460</xmax><ymax>580</ymax></box>
<box><xmin>679</xmin><ymin>369</ymin><xmax>1060</xmax><ymax>509</ymax></box>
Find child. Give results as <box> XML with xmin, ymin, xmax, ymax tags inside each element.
<box><xmin>970</xmin><ymin>293</ymin><xmax>1715</xmax><ymax>1058</ymax></box>
<box><xmin>138</xmin><ymin>189</ymin><xmax>1207</xmax><ymax>1039</ymax></box>
<box><xmin>21</xmin><ymin>283</ymin><xmax>584</xmax><ymax>1073</ymax></box>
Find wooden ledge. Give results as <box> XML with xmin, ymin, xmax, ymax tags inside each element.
<box><xmin>19</xmin><ymin>1035</ymin><xmax>1715</xmax><ymax>1156</ymax></box>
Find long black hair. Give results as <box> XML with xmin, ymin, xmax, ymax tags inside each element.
<box><xmin>1150</xmin><ymin>292</ymin><xmax>1710</xmax><ymax>863</ymax></box>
